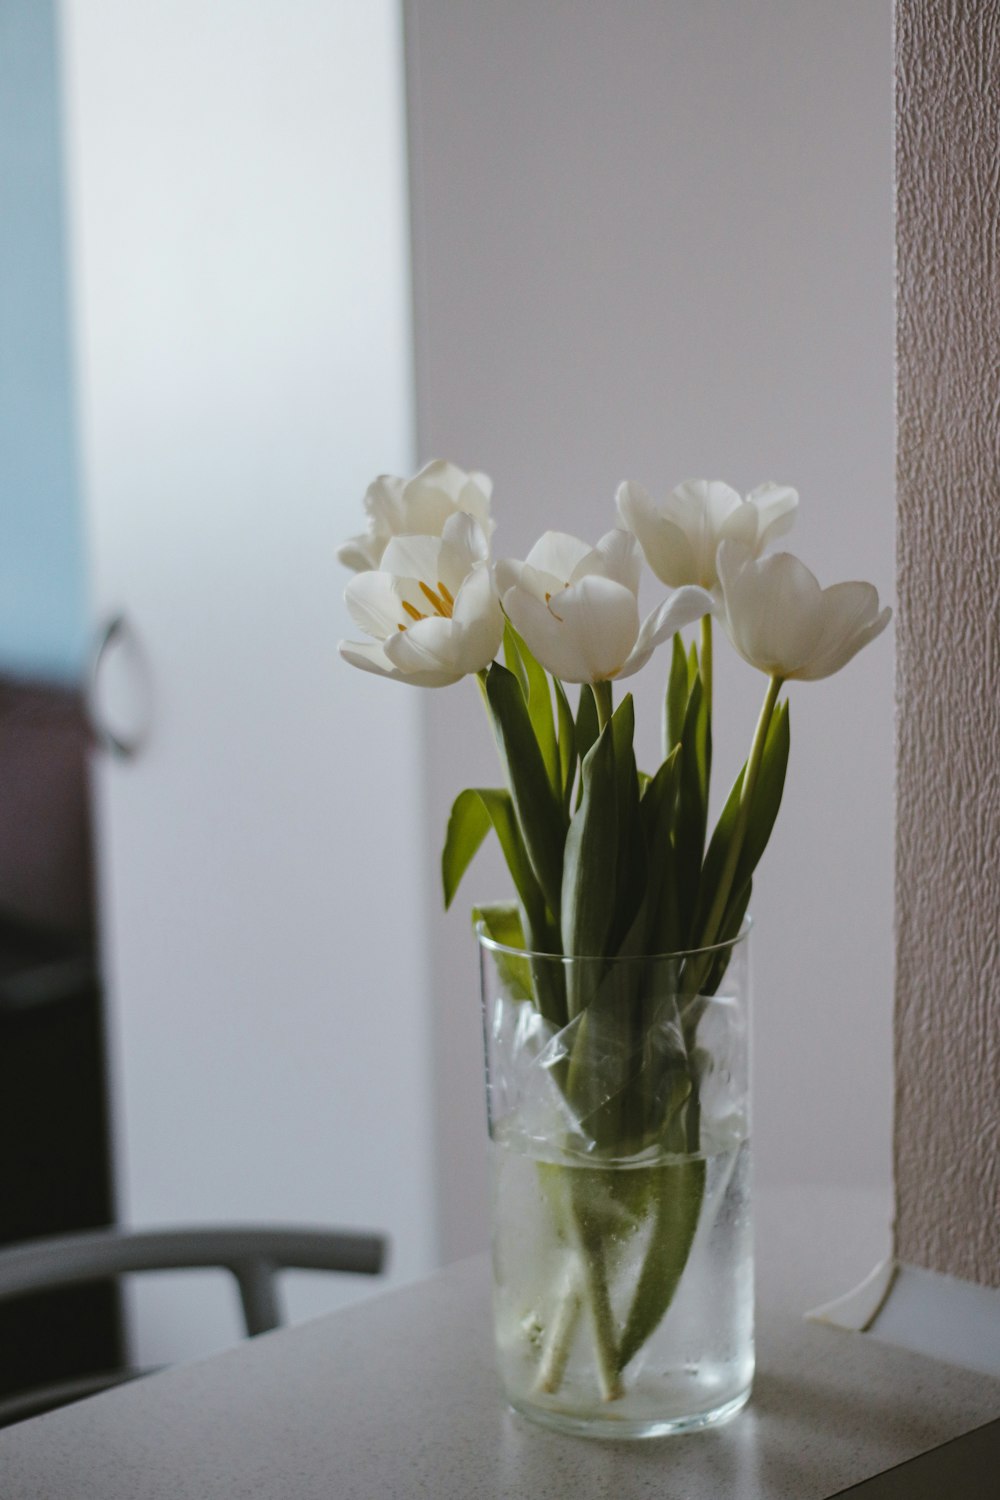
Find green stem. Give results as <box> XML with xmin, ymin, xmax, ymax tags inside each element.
<box><xmin>534</xmin><ymin>1260</ymin><xmax>584</xmax><ymax>1395</ymax></box>
<box><xmin>592</xmin><ymin>679</ymin><xmax>613</xmax><ymax>733</ymax></box>
<box><xmin>695</xmin><ymin>673</ymin><xmax>783</xmax><ymax>961</ymax></box>
<box><xmin>568</xmin><ymin>1180</ymin><xmax>624</xmax><ymax>1401</ymax></box>
<box><xmin>534</xmin><ymin>1167</ymin><xmax>623</xmax><ymax>1403</ymax></box>
<box><xmin>700</xmin><ymin>614</ymin><xmax>713</xmax><ymax>720</ymax></box>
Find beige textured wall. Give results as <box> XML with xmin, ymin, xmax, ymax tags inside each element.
<box><xmin>894</xmin><ymin>1</ymin><xmax>1000</xmax><ymax>1286</ymax></box>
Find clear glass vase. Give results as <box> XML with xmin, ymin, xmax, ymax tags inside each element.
<box><xmin>480</xmin><ymin>924</ymin><xmax>753</xmax><ymax>1439</ymax></box>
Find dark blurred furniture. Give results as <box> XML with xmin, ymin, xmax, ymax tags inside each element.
<box><xmin>0</xmin><ymin>1223</ymin><xmax>387</xmax><ymax>1426</ymax></box>
<box><xmin>0</xmin><ymin>675</ymin><xmax>121</xmax><ymax>1400</ymax></box>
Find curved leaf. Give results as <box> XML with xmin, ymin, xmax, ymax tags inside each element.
<box><xmin>472</xmin><ymin>902</ymin><xmax>534</xmax><ymax>1000</ymax></box>
<box><xmin>609</xmin><ymin>695</ymin><xmax>645</xmax><ymax>953</ymax></box>
<box><xmin>504</xmin><ymin>622</ymin><xmax>559</xmax><ymax>794</ymax></box>
<box><xmin>693</xmin><ymin>699</ymin><xmax>790</xmax><ymax>943</ymax></box>
<box><xmin>553</xmin><ymin>676</ymin><xmax>577</xmax><ymax>816</ymax></box>
<box><xmin>485</xmin><ymin>662</ymin><xmax>566</xmax><ymax>925</ymax></box>
<box><xmin>442</xmin><ymin>786</ymin><xmax>546</xmax><ymax>939</ymax></box>
<box><xmin>574</xmin><ymin>684</ymin><xmax>599</xmax><ymax>788</ymax></box>
<box><xmin>561</xmin><ymin>725</ymin><xmax>617</xmax><ymax>974</ymax></box>
<box><xmin>675</xmin><ymin>675</ymin><xmax>709</xmax><ymax>943</ymax></box>
<box><xmin>617</xmin><ymin>1156</ymin><xmax>705</xmax><ymax>1374</ymax></box>
<box><xmin>442</xmin><ymin>788</ymin><xmax>493</xmax><ymax>910</ymax></box>
<box><xmin>664</xmin><ymin>632</ymin><xmax>689</xmax><ymax>757</ymax></box>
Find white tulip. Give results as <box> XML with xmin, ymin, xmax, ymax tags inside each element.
<box><xmin>337</xmin><ymin>459</ymin><xmax>494</xmax><ymax>573</ymax></box>
<box><xmin>716</xmin><ymin>541</ymin><xmax>891</xmax><ymax>681</ymax></box>
<box><xmin>616</xmin><ymin>478</ymin><xmax>798</xmax><ymax>591</ymax></box>
<box><xmin>496</xmin><ymin>529</ymin><xmax>713</xmax><ymax>685</ymax></box>
<box><xmin>339</xmin><ymin>512</ymin><xmax>503</xmax><ymax>687</ymax></box>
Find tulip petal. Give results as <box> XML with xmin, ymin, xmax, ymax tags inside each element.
<box><xmin>337</xmin><ymin>533</ymin><xmax>382</xmax><ymax>573</ymax></box>
<box><xmin>494</xmin><ymin>557</ymin><xmax>526</xmax><ymax>597</ymax></box>
<box><xmin>524</xmin><ymin>531</ymin><xmax>595</xmax><ymax>584</ymax></box>
<box><xmin>451</xmin><ymin>565</ymin><xmax>504</xmax><ymax>671</ymax></box>
<box><xmin>717</xmin><ymin>502</ymin><xmax>759</xmax><ymax>553</ymax></box>
<box><xmin>338</xmin><ymin>638</ymin><xmax>397</xmax><ymax>676</ymax></box>
<box><xmin>617</xmin><ymin>481</ymin><xmax>700</xmax><ymax>589</ymax></box>
<box><xmin>350</xmin><ymin>462</ymin><xmax>495</xmax><ymax>560</ymax></box>
<box><xmin>687</xmin><ymin>482</ymin><xmax>743</xmax><ymax>585</ymax></box>
<box><xmin>380</xmin><ymin>532</ymin><xmax>446</xmax><ymax>584</ymax></box>
<box><xmin>384</xmin><ymin>616</ymin><xmax>464</xmax><ymax>681</ymax></box>
<box><xmin>441</xmin><ymin>510</ymin><xmax>490</xmax><ymax>568</ymax></box>
<box><xmin>718</xmin><ymin>544</ymin><xmax>826</xmax><ymax>676</ymax></box>
<box><xmin>546</xmin><ymin>575</ymin><xmax>640</xmax><ymax>682</ymax></box>
<box><xmin>417</xmin><ymin>457</ymin><xmax>467</xmax><ymax>491</ymax></box>
<box><xmin>339</xmin><ymin>637</ymin><xmax>457</xmax><ymax>687</ymax></box>
<box><xmin>401</xmin><ymin>461</ymin><xmax>471</xmax><ymax>533</ymax></box>
<box><xmin>345</xmin><ymin>571</ymin><xmax>408</xmax><ymax>637</ymax></box>
<box><xmin>795</xmin><ymin>585</ymin><xmax>891</xmax><ymax>680</ymax></box>
<box><xmin>696</xmin><ymin>481</ymin><xmax>743</xmax><ymax>536</ymax></box>
<box><xmin>619</xmin><ymin>585</ymin><xmax>715</xmax><ymax>680</ymax></box>
<box><xmin>363</xmin><ymin>474</ymin><xmax>406</xmax><ymax>531</ymax></box>
<box><xmin>457</xmin><ymin>475</ymin><xmax>495</xmax><ymax>534</ymax></box>
<box><xmin>502</xmin><ymin>587</ymin><xmax>594</xmax><ymax>683</ymax></box>
<box><xmin>467</xmin><ymin>470</ymin><xmax>493</xmax><ymax>500</ymax></box>
<box><xmin>718</xmin><ymin>542</ymin><xmax>890</xmax><ymax>683</ymax></box>
<box><xmin>748</xmin><ymin>483</ymin><xmax>799</xmax><ymax>549</ymax></box>
<box><xmin>592</xmin><ymin>528</ymin><xmax>642</xmax><ymax>594</ymax></box>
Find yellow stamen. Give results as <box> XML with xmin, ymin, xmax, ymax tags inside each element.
<box><xmin>401</xmin><ymin>600</ymin><xmax>426</xmax><ymax>623</ymax></box>
<box><xmin>438</xmin><ymin>581</ymin><xmax>455</xmax><ymax>610</ymax></box>
<box><xmin>419</xmin><ymin>580</ymin><xmax>453</xmax><ymax>618</ymax></box>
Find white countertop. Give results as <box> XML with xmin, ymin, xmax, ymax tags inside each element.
<box><xmin>1</xmin><ymin>1187</ymin><xmax>998</xmax><ymax>1500</ymax></box>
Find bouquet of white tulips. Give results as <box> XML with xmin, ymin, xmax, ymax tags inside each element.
<box><xmin>339</xmin><ymin>460</ymin><xmax>889</xmax><ymax>1414</ymax></box>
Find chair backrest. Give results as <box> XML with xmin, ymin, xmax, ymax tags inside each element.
<box><xmin>0</xmin><ymin>1224</ymin><xmax>387</xmax><ymax>1426</ymax></box>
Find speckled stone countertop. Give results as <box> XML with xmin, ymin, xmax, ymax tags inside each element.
<box><xmin>1</xmin><ymin>1187</ymin><xmax>998</xmax><ymax>1500</ymax></box>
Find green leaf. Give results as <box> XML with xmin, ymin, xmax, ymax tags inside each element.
<box><xmin>681</xmin><ymin>879</ymin><xmax>753</xmax><ymax>1029</ymax></box>
<box><xmin>472</xmin><ymin>900</ymin><xmax>526</xmax><ymax>950</ymax></box>
<box><xmin>442</xmin><ymin>788</ymin><xmax>492</xmax><ymax>909</ymax></box>
<box><xmin>664</xmin><ymin>633</ymin><xmax>689</xmax><ymax>757</ymax></box>
<box><xmin>485</xmin><ymin>662</ymin><xmax>566</xmax><ymax>924</ymax></box>
<box><xmin>617</xmin><ymin>1156</ymin><xmax>706</xmax><ymax>1374</ymax></box>
<box><xmin>635</xmin><ymin>745</ymin><xmax>682</xmax><ymax>955</ymax></box>
<box><xmin>574</xmin><ymin>684</ymin><xmax>599</xmax><ymax>790</ymax></box>
<box><xmin>674</xmin><ymin>675</ymin><xmax>709</xmax><ymax>943</ymax></box>
<box><xmin>609</xmin><ymin>695</ymin><xmax>645</xmax><ymax>952</ymax></box>
<box><xmin>687</xmin><ymin>640</ymin><xmax>699</xmax><ymax>692</ymax></box>
<box><xmin>502</xmin><ymin>620</ymin><xmax>529</xmax><ymax>698</ymax></box>
<box><xmin>693</xmin><ymin>699</ymin><xmax>790</xmax><ymax>943</ymax></box>
<box><xmin>734</xmin><ymin>698</ymin><xmax>790</xmax><ymax>891</ymax></box>
<box><xmin>693</xmin><ymin>767</ymin><xmax>744</xmax><ymax>936</ymax></box>
<box><xmin>553</xmin><ymin>677</ymin><xmax>578</xmax><ymax>817</ymax></box>
<box><xmin>472</xmin><ymin>902</ymin><xmax>534</xmax><ymax>1001</ymax></box>
<box><xmin>504</xmin><ymin>622</ymin><xmax>559</xmax><ymax>795</ymax></box>
<box><xmin>441</xmin><ymin>787</ymin><xmax>546</xmax><ymax>939</ymax></box>
<box><xmin>561</xmin><ymin>726</ymin><xmax>618</xmax><ymax>980</ymax></box>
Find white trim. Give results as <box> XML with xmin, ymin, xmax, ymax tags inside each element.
<box><xmin>808</xmin><ymin>1260</ymin><xmax>1000</xmax><ymax>1378</ymax></box>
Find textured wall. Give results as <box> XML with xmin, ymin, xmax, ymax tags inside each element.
<box><xmin>894</xmin><ymin>2</ymin><xmax>1000</xmax><ymax>1286</ymax></box>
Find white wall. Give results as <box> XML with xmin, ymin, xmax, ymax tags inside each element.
<box><xmin>405</xmin><ymin>0</ymin><xmax>896</xmax><ymax>1258</ymax></box>
<box><xmin>60</xmin><ymin>0</ymin><xmax>433</xmax><ymax>1363</ymax></box>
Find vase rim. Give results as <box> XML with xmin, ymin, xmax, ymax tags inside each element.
<box><xmin>476</xmin><ymin>915</ymin><xmax>752</xmax><ymax>964</ymax></box>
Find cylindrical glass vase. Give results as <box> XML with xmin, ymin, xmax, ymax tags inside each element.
<box><xmin>480</xmin><ymin>924</ymin><xmax>752</xmax><ymax>1439</ymax></box>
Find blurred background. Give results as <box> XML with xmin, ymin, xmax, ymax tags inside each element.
<box><xmin>0</xmin><ymin>0</ymin><xmax>893</xmax><ymax>1379</ymax></box>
